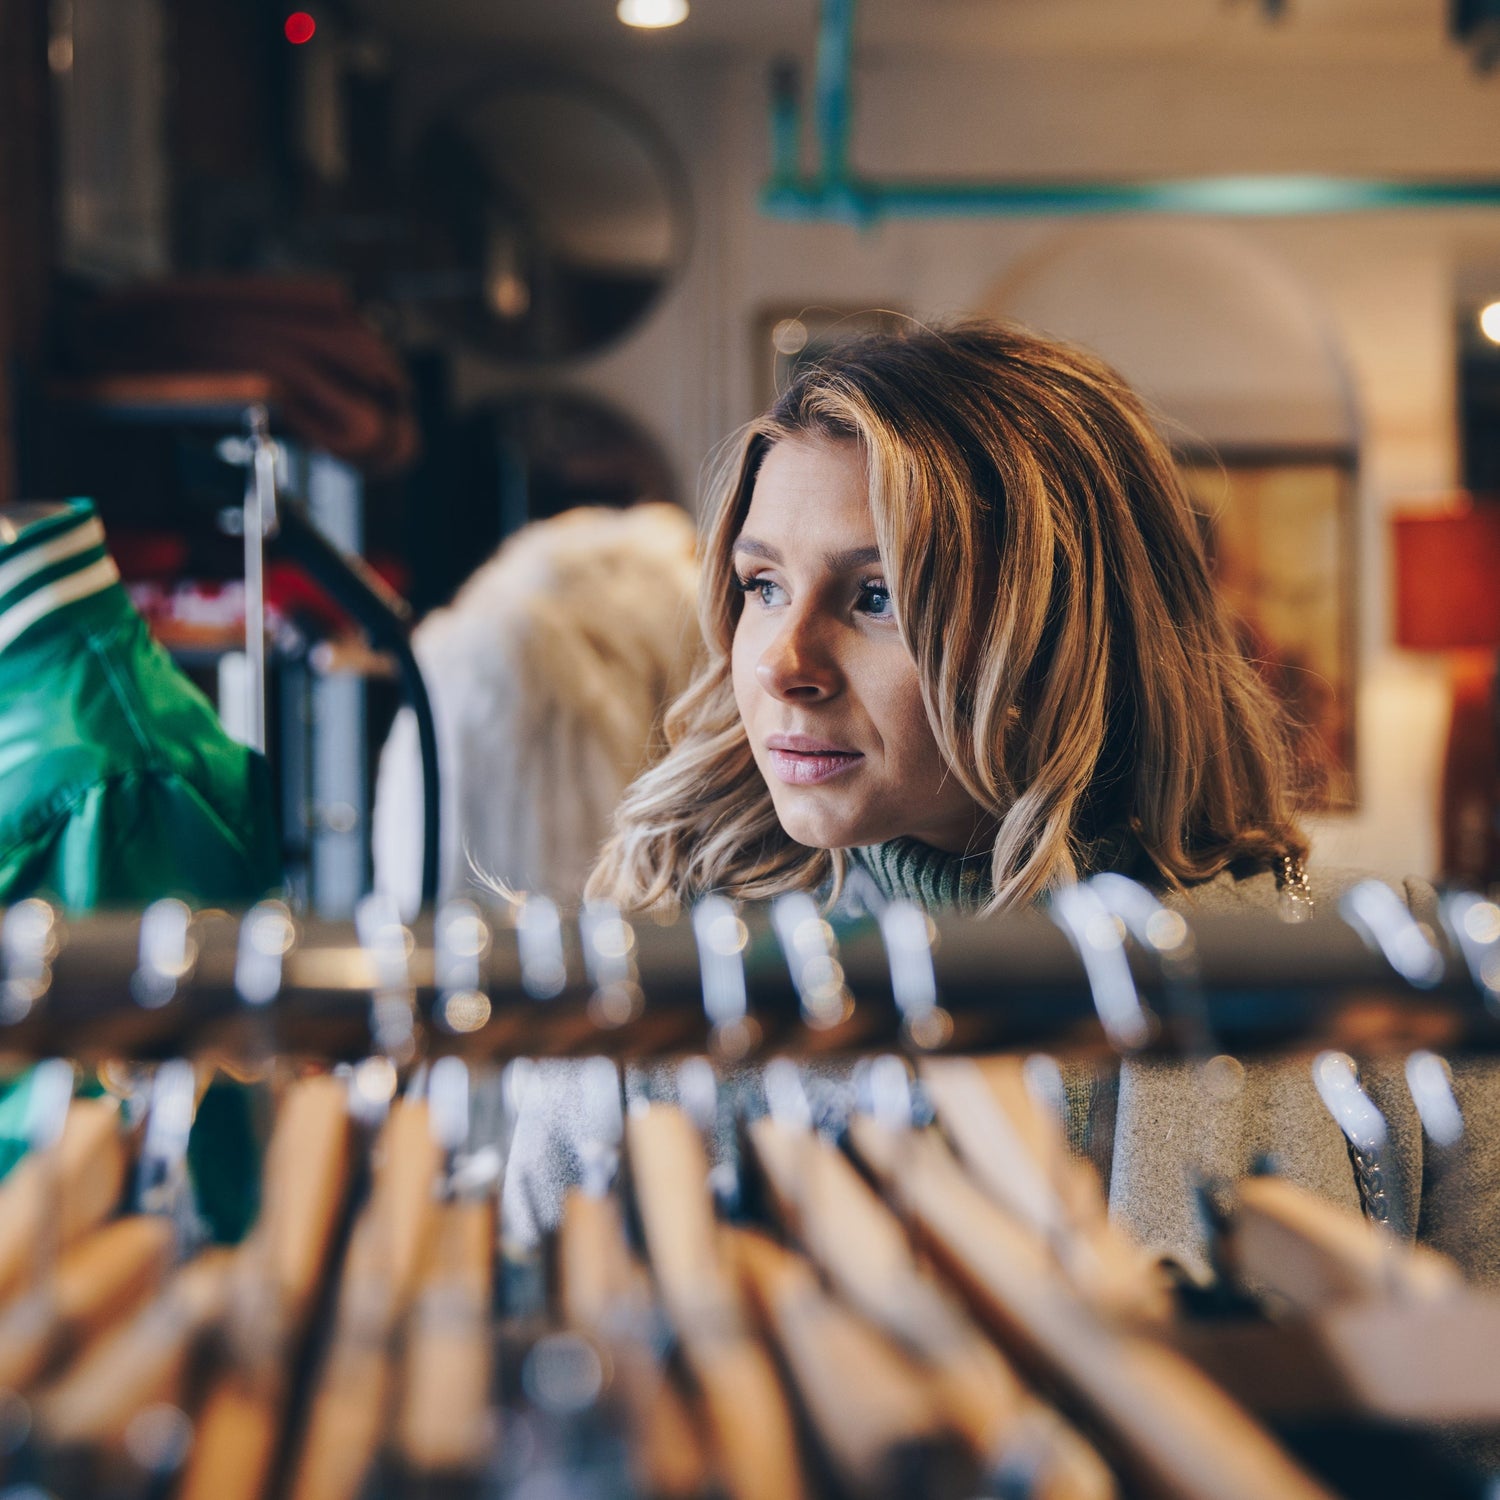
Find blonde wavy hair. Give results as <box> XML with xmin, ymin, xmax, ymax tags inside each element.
<box><xmin>588</xmin><ymin>320</ymin><xmax>1307</xmax><ymax>916</ymax></box>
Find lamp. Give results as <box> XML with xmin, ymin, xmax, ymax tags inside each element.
<box><xmin>1392</xmin><ymin>498</ymin><xmax>1500</xmax><ymax>885</ymax></box>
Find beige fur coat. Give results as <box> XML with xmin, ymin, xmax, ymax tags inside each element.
<box><xmin>372</xmin><ymin>503</ymin><xmax>699</xmax><ymax>916</ymax></box>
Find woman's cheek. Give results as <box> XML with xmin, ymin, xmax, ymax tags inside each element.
<box><xmin>729</xmin><ymin>625</ymin><xmax>764</xmax><ymax>732</ymax></box>
<box><xmin>865</xmin><ymin>656</ymin><xmax>933</xmax><ymax>765</ymax></box>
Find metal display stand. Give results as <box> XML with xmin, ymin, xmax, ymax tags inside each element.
<box><xmin>45</xmin><ymin>375</ymin><xmax>441</xmax><ymax>915</ymax></box>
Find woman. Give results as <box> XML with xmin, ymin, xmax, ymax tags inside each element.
<box><xmin>590</xmin><ymin>319</ymin><xmax>1309</xmax><ymax>919</ymax></box>
<box><xmin>589</xmin><ymin>320</ymin><xmax>1497</xmax><ymax>1279</ymax></box>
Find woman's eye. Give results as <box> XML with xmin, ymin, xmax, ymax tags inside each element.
<box><xmin>858</xmin><ymin>581</ymin><xmax>894</xmax><ymax>619</ymax></box>
<box><xmin>734</xmin><ymin>573</ymin><xmax>786</xmax><ymax>608</ymax></box>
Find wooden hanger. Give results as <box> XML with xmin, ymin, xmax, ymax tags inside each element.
<box><xmin>749</xmin><ymin>1112</ymin><xmax>1116</xmax><ymax>1500</ymax></box>
<box><xmin>33</xmin><ymin>1246</ymin><xmax>234</xmax><ymax>1451</ymax></box>
<box><xmin>847</xmin><ymin>1114</ymin><xmax>1338</xmax><ymax>1500</ymax></box>
<box><xmin>1173</xmin><ymin>1171</ymin><xmax>1500</xmax><ymax>1426</ymax></box>
<box><xmin>254</xmin><ymin>1073</ymin><xmax>358</xmax><ymax>1327</ymax></box>
<box><xmin>1228</xmin><ymin>1172</ymin><xmax>1460</xmax><ymax>1312</ymax></box>
<box><xmin>396</xmin><ymin>1055</ymin><xmax>516</xmax><ymax>1480</ymax></box>
<box><xmin>626</xmin><ymin>1101</ymin><xmax>810</xmax><ymax>1500</ymax></box>
<box><xmin>557</xmin><ymin>1185</ymin><xmax>711</xmax><ymax>1500</ymax></box>
<box><xmin>285</xmin><ymin>1096</ymin><xmax>442</xmax><ymax>1500</ymax></box>
<box><xmin>176</xmin><ymin>1073</ymin><xmax>355</xmax><ymax>1500</ymax></box>
<box><xmin>0</xmin><ymin>1097</ymin><xmax>130</xmax><ymax>1304</ymax></box>
<box><xmin>0</xmin><ymin>1214</ymin><xmax>173</xmax><ymax>1394</ymax></box>
<box><xmin>731</xmin><ymin>1223</ymin><xmax>976</xmax><ymax>1499</ymax></box>
<box><xmin>396</xmin><ymin>1197</ymin><xmax>495</xmax><ymax>1476</ymax></box>
<box><xmin>921</xmin><ymin>1057</ymin><xmax>1169</xmax><ymax>1323</ymax></box>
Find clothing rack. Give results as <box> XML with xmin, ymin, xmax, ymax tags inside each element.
<box><xmin>3</xmin><ymin>879</ymin><xmax>1500</xmax><ymax>1500</ymax></box>
<box><xmin>1</xmin><ymin>880</ymin><xmax>1497</xmax><ymax>1063</ymax></box>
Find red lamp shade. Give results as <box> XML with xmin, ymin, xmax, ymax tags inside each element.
<box><xmin>1392</xmin><ymin>500</ymin><xmax>1500</xmax><ymax>651</ymax></box>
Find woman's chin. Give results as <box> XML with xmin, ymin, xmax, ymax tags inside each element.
<box><xmin>773</xmin><ymin>799</ymin><xmax>881</xmax><ymax>852</ymax></box>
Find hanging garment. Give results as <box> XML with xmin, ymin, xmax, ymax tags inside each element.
<box><xmin>373</xmin><ymin>502</ymin><xmax>698</xmax><ymax>913</ymax></box>
<box><xmin>846</xmin><ymin>843</ymin><xmax>1500</xmax><ymax>1284</ymax></box>
<box><xmin>0</xmin><ymin>498</ymin><xmax>280</xmax><ymax>1229</ymax></box>
<box><xmin>0</xmin><ymin>498</ymin><xmax>281</xmax><ymax>909</ymax></box>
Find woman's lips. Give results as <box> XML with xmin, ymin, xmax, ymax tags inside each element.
<box><xmin>766</xmin><ymin>746</ymin><xmax>864</xmax><ymax>786</ymax></box>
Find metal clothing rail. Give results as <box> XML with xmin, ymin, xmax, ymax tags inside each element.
<box><xmin>2</xmin><ymin>879</ymin><xmax>1497</xmax><ymax>1065</ymax></box>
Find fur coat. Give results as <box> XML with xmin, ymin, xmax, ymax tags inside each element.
<box><xmin>372</xmin><ymin>502</ymin><xmax>699</xmax><ymax>916</ymax></box>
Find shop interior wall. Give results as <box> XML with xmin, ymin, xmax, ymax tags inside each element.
<box><xmin>421</xmin><ymin>30</ymin><xmax>1500</xmax><ymax>881</ymax></box>
<box><xmin>0</xmin><ymin>0</ymin><xmax>54</xmax><ymax>507</ymax></box>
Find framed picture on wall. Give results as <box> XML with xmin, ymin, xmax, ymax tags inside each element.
<box><xmin>754</xmin><ymin>306</ymin><xmax>909</xmax><ymax>409</ymax></box>
<box><xmin>1179</xmin><ymin>453</ymin><xmax>1358</xmax><ymax>809</ymax></box>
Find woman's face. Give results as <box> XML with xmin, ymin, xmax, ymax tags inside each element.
<box><xmin>730</xmin><ymin>434</ymin><xmax>992</xmax><ymax>854</ymax></box>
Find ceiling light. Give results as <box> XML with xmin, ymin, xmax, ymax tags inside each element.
<box><xmin>1482</xmin><ymin>301</ymin><xmax>1500</xmax><ymax>344</ymax></box>
<box><xmin>617</xmin><ymin>0</ymin><xmax>688</xmax><ymax>29</ymax></box>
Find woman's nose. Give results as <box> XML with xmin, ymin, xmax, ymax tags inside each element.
<box><xmin>756</xmin><ymin>610</ymin><xmax>841</xmax><ymax>701</ymax></box>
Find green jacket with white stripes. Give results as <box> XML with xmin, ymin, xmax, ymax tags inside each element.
<box><xmin>0</xmin><ymin>497</ymin><xmax>281</xmax><ymax>1238</ymax></box>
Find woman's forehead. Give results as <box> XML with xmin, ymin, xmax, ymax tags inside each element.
<box><xmin>742</xmin><ymin>433</ymin><xmax>871</xmax><ymax>534</ymax></box>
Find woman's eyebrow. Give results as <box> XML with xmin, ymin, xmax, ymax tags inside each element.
<box><xmin>731</xmin><ymin>537</ymin><xmax>882</xmax><ymax>572</ymax></box>
<box><xmin>824</xmin><ymin>544</ymin><xmax>882</xmax><ymax>572</ymax></box>
<box><xmin>731</xmin><ymin>535</ymin><xmax>781</xmax><ymax>563</ymax></box>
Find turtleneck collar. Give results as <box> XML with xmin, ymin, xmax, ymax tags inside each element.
<box><xmin>847</xmin><ymin>827</ymin><xmax>1151</xmax><ymax>915</ymax></box>
<box><xmin>847</xmin><ymin>837</ymin><xmax>994</xmax><ymax>915</ymax></box>
<box><xmin>0</xmin><ymin>498</ymin><xmax>121</xmax><ymax>656</ymax></box>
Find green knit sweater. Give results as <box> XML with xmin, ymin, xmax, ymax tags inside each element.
<box><xmin>848</xmin><ymin>837</ymin><xmax>994</xmax><ymax>914</ymax></box>
<box><xmin>847</xmin><ymin>831</ymin><xmax>1149</xmax><ymax>916</ymax></box>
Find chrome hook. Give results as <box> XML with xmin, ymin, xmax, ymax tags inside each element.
<box><xmin>131</xmin><ymin>899</ymin><xmax>197</xmax><ymax>1011</ymax></box>
<box><xmin>1312</xmin><ymin>1050</ymin><xmax>1402</xmax><ymax>1231</ymax></box>
<box><xmin>1441</xmin><ymin>890</ymin><xmax>1500</xmax><ymax>1012</ymax></box>
<box><xmin>1088</xmin><ymin>873</ymin><xmax>1207</xmax><ymax>1055</ymax></box>
<box><xmin>1048</xmin><ymin>883</ymin><xmax>1151</xmax><ymax>1053</ymax></box>
<box><xmin>1404</xmin><ymin>1049</ymin><xmax>1464</xmax><ymax>1150</ymax></box>
<box><xmin>514</xmin><ymin>894</ymin><xmax>567</xmax><ymax>1002</ymax></box>
<box><xmin>692</xmin><ymin>895</ymin><xmax>756</xmax><ymax>1061</ymax></box>
<box><xmin>1</xmin><ymin>898</ymin><xmax>60</xmax><ymax>1025</ymax></box>
<box><xmin>1340</xmin><ymin>880</ymin><xmax>1445</xmax><ymax>990</ymax></box>
<box><xmin>579</xmin><ymin>900</ymin><xmax>643</xmax><ymax>1029</ymax></box>
<box><xmin>136</xmin><ymin>1058</ymin><xmax>205</xmax><ymax>1256</ymax></box>
<box><xmin>877</xmin><ymin>899</ymin><xmax>952</xmax><ymax>1050</ymax></box>
<box><xmin>435</xmin><ymin>900</ymin><xmax>493</xmax><ymax>1037</ymax></box>
<box><xmin>354</xmin><ymin>890</ymin><xmax>419</xmax><ymax>1069</ymax></box>
<box><xmin>234</xmin><ymin>901</ymin><xmax>295</xmax><ymax>1008</ymax></box>
<box><xmin>770</xmin><ymin>892</ymin><xmax>852</xmax><ymax>1031</ymax></box>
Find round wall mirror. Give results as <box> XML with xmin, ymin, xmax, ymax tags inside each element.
<box><xmin>405</xmin><ymin>75</ymin><xmax>689</xmax><ymax>362</ymax></box>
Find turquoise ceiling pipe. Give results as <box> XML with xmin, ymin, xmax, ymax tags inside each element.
<box><xmin>763</xmin><ymin>0</ymin><xmax>1500</xmax><ymax>223</ymax></box>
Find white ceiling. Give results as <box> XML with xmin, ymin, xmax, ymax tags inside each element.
<box><xmin>351</xmin><ymin>0</ymin><xmax>1457</xmax><ymax>63</ymax></box>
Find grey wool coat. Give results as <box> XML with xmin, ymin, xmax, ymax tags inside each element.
<box><xmin>1125</xmin><ymin>866</ymin><xmax>1500</xmax><ymax>1282</ymax></box>
<box><xmin>849</xmin><ymin>845</ymin><xmax>1500</xmax><ymax>1285</ymax></box>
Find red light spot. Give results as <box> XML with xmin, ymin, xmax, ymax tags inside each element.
<box><xmin>284</xmin><ymin>11</ymin><xmax>316</xmax><ymax>43</ymax></box>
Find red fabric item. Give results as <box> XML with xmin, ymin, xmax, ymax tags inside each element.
<box><xmin>107</xmin><ymin>529</ymin><xmax>189</xmax><ymax>582</ymax></box>
<box><xmin>1440</xmin><ymin>651</ymin><xmax>1500</xmax><ymax>886</ymax></box>
<box><xmin>68</xmin><ymin>277</ymin><xmax>420</xmax><ymax>476</ymax></box>
<box><xmin>1392</xmin><ymin>501</ymin><xmax>1500</xmax><ymax>651</ymax></box>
